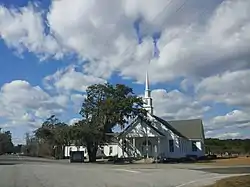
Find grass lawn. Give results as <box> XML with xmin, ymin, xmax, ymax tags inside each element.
<box><xmin>198</xmin><ymin>157</ymin><xmax>250</xmax><ymax>166</ymax></box>
<box><xmin>205</xmin><ymin>175</ymin><xmax>250</xmax><ymax>187</ymax></box>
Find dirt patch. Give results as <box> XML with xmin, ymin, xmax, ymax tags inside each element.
<box><xmin>198</xmin><ymin>157</ymin><xmax>250</xmax><ymax>166</ymax></box>
<box><xmin>205</xmin><ymin>175</ymin><xmax>250</xmax><ymax>187</ymax></box>
<box><xmin>194</xmin><ymin>166</ymin><xmax>250</xmax><ymax>174</ymax></box>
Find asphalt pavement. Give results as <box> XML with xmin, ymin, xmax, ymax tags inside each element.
<box><xmin>0</xmin><ymin>155</ymin><xmax>249</xmax><ymax>187</ymax></box>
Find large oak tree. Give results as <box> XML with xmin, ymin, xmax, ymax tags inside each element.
<box><xmin>78</xmin><ymin>83</ymin><xmax>145</xmax><ymax>162</ymax></box>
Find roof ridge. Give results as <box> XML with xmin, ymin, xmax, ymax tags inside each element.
<box><xmin>168</xmin><ymin>118</ymin><xmax>202</xmax><ymax>122</ymax></box>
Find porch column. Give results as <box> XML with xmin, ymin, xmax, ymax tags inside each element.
<box><xmin>141</xmin><ymin>117</ymin><xmax>149</xmax><ymax>159</ymax></box>
<box><xmin>122</xmin><ymin>138</ymin><xmax>125</xmax><ymax>158</ymax></box>
<box><xmin>158</xmin><ymin>137</ymin><xmax>160</xmax><ymax>158</ymax></box>
<box><xmin>146</xmin><ymin>129</ymin><xmax>149</xmax><ymax>159</ymax></box>
<box><xmin>133</xmin><ymin>138</ymin><xmax>136</xmax><ymax>157</ymax></box>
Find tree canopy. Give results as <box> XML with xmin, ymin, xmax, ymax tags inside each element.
<box><xmin>34</xmin><ymin>115</ymin><xmax>71</xmax><ymax>159</ymax></box>
<box><xmin>28</xmin><ymin>83</ymin><xmax>145</xmax><ymax>161</ymax></box>
<box><xmin>0</xmin><ymin>130</ymin><xmax>14</xmax><ymax>155</ymax></box>
<box><xmin>205</xmin><ymin>138</ymin><xmax>250</xmax><ymax>154</ymax></box>
<box><xmin>77</xmin><ymin>83</ymin><xmax>145</xmax><ymax>162</ymax></box>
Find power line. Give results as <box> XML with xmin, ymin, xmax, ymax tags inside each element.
<box><xmin>162</xmin><ymin>7</ymin><xmax>209</xmax><ymax>45</ymax></box>
<box><xmin>63</xmin><ymin>0</ymin><xmax>188</xmax><ymax>63</ymax></box>
<box><xmin>164</xmin><ymin>0</ymin><xmax>226</xmax><ymax>45</ymax></box>
<box><xmin>81</xmin><ymin>0</ymin><xmax>208</xmax><ymax>73</ymax></box>
<box><xmin>118</xmin><ymin>0</ymin><xmax>191</xmax><ymax>61</ymax></box>
<box><xmin>92</xmin><ymin>0</ymin><xmax>177</xmax><ymax>59</ymax></box>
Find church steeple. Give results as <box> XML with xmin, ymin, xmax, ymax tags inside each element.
<box><xmin>143</xmin><ymin>70</ymin><xmax>153</xmax><ymax>115</ymax></box>
<box><xmin>142</xmin><ymin>40</ymin><xmax>158</xmax><ymax>116</ymax></box>
<box><xmin>145</xmin><ymin>71</ymin><xmax>150</xmax><ymax>97</ymax></box>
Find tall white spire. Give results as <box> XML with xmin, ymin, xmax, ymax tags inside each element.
<box><xmin>143</xmin><ymin>40</ymin><xmax>157</xmax><ymax>115</ymax></box>
<box><xmin>143</xmin><ymin>67</ymin><xmax>153</xmax><ymax>115</ymax></box>
<box><xmin>145</xmin><ymin>71</ymin><xmax>150</xmax><ymax>97</ymax></box>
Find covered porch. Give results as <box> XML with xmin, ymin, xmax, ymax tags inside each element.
<box><xmin>117</xmin><ymin>115</ymin><xmax>166</xmax><ymax>159</ymax></box>
<box><xmin>121</xmin><ymin>137</ymin><xmax>163</xmax><ymax>158</ymax></box>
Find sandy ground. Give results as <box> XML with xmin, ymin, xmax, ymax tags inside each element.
<box><xmin>200</xmin><ymin>157</ymin><xmax>250</xmax><ymax>166</ymax></box>
<box><xmin>0</xmin><ymin>155</ymin><xmax>249</xmax><ymax>187</ymax></box>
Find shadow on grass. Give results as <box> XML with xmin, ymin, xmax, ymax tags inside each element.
<box><xmin>88</xmin><ymin>158</ymin><xmax>215</xmax><ymax>165</ymax></box>
<box><xmin>0</xmin><ymin>162</ymin><xmax>19</xmax><ymax>165</ymax></box>
<box><xmin>79</xmin><ymin>156</ymin><xmax>243</xmax><ymax>165</ymax></box>
<box><xmin>87</xmin><ymin>160</ymin><xmax>134</xmax><ymax>165</ymax></box>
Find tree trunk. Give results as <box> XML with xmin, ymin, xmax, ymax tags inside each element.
<box><xmin>87</xmin><ymin>142</ymin><xmax>98</xmax><ymax>162</ymax></box>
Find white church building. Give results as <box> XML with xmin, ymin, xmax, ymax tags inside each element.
<box><xmin>65</xmin><ymin>71</ymin><xmax>205</xmax><ymax>160</ymax></box>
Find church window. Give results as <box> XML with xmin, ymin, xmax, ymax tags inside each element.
<box><xmin>192</xmin><ymin>141</ymin><xmax>198</xmax><ymax>152</ymax></box>
<box><xmin>109</xmin><ymin>146</ymin><xmax>113</xmax><ymax>155</ymax></box>
<box><xmin>169</xmin><ymin>140</ymin><xmax>174</xmax><ymax>152</ymax></box>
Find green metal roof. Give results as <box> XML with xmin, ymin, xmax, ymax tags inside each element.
<box><xmin>168</xmin><ymin>119</ymin><xmax>205</xmax><ymax>140</ymax></box>
<box><xmin>152</xmin><ymin>115</ymin><xmax>187</xmax><ymax>138</ymax></box>
<box><xmin>118</xmin><ymin>114</ymin><xmax>204</xmax><ymax>141</ymax></box>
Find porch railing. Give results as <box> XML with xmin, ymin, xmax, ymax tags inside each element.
<box><xmin>120</xmin><ymin>138</ymin><xmax>141</xmax><ymax>158</ymax></box>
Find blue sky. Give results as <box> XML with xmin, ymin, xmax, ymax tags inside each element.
<box><xmin>0</xmin><ymin>0</ymin><xmax>250</xmax><ymax>144</ymax></box>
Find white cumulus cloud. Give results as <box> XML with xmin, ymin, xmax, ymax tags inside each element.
<box><xmin>196</xmin><ymin>69</ymin><xmax>250</xmax><ymax>107</ymax></box>
<box><xmin>43</xmin><ymin>66</ymin><xmax>106</xmax><ymax>92</ymax></box>
<box><xmin>152</xmin><ymin>89</ymin><xmax>210</xmax><ymax>120</ymax></box>
<box><xmin>2</xmin><ymin>0</ymin><xmax>249</xmax><ymax>83</ymax></box>
<box><xmin>0</xmin><ymin>80</ymin><xmax>67</xmax><ymax>128</ymax></box>
<box><xmin>0</xmin><ymin>4</ymin><xmax>62</xmax><ymax>59</ymax></box>
<box><xmin>0</xmin><ymin>0</ymin><xmax>250</xmax><ymax>140</ymax></box>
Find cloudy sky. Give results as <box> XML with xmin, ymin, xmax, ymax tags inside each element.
<box><xmin>0</xmin><ymin>0</ymin><xmax>250</xmax><ymax>144</ymax></box>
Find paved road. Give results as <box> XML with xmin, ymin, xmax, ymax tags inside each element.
<box><xmin>0</xmin><ymin>155</ymin><xmax>249</xmax><ymax>187</ymax></box>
